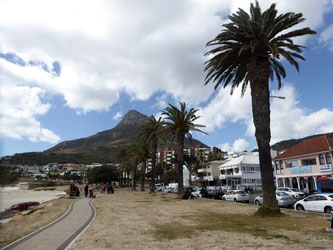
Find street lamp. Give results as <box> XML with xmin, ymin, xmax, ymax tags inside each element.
<box><xmin>270</xmin><ymin>95</ymin><xmax>286</xmax><ymax>99</ymax></box>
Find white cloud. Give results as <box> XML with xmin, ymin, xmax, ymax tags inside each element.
<box><xmin>1</xmin><ymin>0</ymin><xmax>329</xmax><ymax>113</ymax></box>
<box><xmin>113</xmin><ymin>112</ymin><xmax>123</xmax><ymax>120</ymax></box>
<box><xmin>233</xmin><ymin>138</ymin><xmax>250</xmax><ymax>152</ymax></box>
<box><xmin>201</xmin><ymin>83</ymin><xmax>333</xmax><ymax>147</ymax></box>
<box><xmin>320</xmin><ymin>24</ymin><xmax>333</xmax><ymax>50</ymax></box>
<box><xmin>269</xmin><ymin>85</ymin><xmax>333</xmax><ymax>143</ymax></box>
<box><xmin>0</xmin><ymin>0</ymin><xmax>332</xmax><ymax>143</ymax></box>
<box><xmin>219</xmin><ymin>138</ymin><xmax>249</xmax><ymax>152</ymax></box>
<box><xmin>0</xmin><ymin>84</ymin><xmax>60</xmax><ymax>143</ymax></box>
<box><xmin>197</xmin><ymin>86</ymin><xmax>252</xmax><ymax>133</ymax></box>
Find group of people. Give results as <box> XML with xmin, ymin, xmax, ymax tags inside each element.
<box><xmin>82</xmin><ymin>183</ymin><xmax>114</xmax><ymax>198</ymax></box>
<box><xmin>102</xmin><ymin>183</ymin><xmax>114</xmax><ymax>194</ymax></box>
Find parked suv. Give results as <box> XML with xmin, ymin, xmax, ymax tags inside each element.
<box><xmin>276</xmin><ymin>187</ymin><xmax>305</xmax><ymax>199</ymax></box>
<box><xmin>222</xmin><ymin>190</ymin><xmax>249</xmax><ymax>203</ymax></box>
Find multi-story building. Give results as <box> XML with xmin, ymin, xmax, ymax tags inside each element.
<box><xmin>218</xmin><ymin>153</ymin><xmax>261</xmax><ymax>190</ymax></box>
<box><xmin>191</xmin><ymin>145</ymin><xmax>222</xmax><ymax>162</ymax></box>
<box><xmin>197</xmin><ymin>160</ymin><xmax>227</xmax><ymax>186</ymax></box>
<box><xmin>273</xmin><ymin>136</ymin><xmax>333</xmax><ymax>192</ymax></box>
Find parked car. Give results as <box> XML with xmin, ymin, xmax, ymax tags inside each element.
<box><xmin>254</xmin><ymin>191</ymin><xmax>296</xmax><ymax>207</ymax></box>
<box><xmin>276</xmin><ymin>187</ymin><xmax>305</xmax><ymax>199</ymax></box>
<box><xmin>205</xmin><ymin>189</ymin><xmax>216</xmax><ymax>199</ymax></box>
<box><xmin>191</xmin><ymin>187</ymin><xmax>202</xmax><ymax>198</ymax></box>
<box><xmin>155</xmin><ymin>183</ymin><xmax>164</xmax><ymax>192</ymax></box>
<box><xmin>212</xmin><ymin>189</ymin><xmax>225</xmax><ymax>200</ymax></box>
<box><xmin>10</xmin><ymin>201</ymin><xmax>40</xmax><ymax>211</ymax></box>
<box><xmin>222</xmin><ymin>190</ymin><xmax>249</xmax><ymax>203</ymax></box>
<box><xmin>294</xmin><ymin>193</ymin><xmax>333</xmax><ymax>213</ymax></box>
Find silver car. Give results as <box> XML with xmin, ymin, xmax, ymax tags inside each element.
<box><xmin>255</xmin><ymin>191</ymin><xmax>296</xmax><ymax>207</ymax></box>
<box><xmin>222</xmin><ymin>190</ymin><xmax>249</xmax><ymax>203</ymax></box>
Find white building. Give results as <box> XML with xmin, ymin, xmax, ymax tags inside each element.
<box><xmin>197</xmin><ymin>160</ymin><xmax>227</xmax><ymax>186</ymax></box>
<box><xmin>218</xmin><ymin>154</ymin><xmax>261</xmax><ymax>190</ymax></box>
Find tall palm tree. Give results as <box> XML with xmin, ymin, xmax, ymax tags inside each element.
<box><xmin>162</xmin><ymin>102</ymin><xmax>206</xmax><ymax>198</ymax></box>
<box><xmin>204</xmin><ymin>1</ymin><xmax>316</xmax><ymax>212</ymax></box>
<box><xmin>139</xmin><ymin>116</ymin><xmax>164</xmax><ymax>192</ymax></box>
<box><xmin>128</xmin><ymin>142</ymin><xmax>140</xmax><ymax>190</ymax></box>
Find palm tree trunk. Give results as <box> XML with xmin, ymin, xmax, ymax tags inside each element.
<box><xmin>151</xmin><ymin>140</ymin><xmax>157</xmax><ymax>192</ymax></box>
<box><xmin>189</xmin><ymin>167</ymin><xmax>192</xmax><ymax>186</ymax></box>
<box><xmin>176</xmin><ymin>134</ymin><xmax>185</xmax><ymax>199</ymax></box>
<box><xmin>141</xmin><ymin>160</ymin><xmax>146</xmax><ymax>191</ymax></box>
<box><xmin>132</xmin><ymin>162</ymin><xmax>137</xmax><ymax>190</ymax></box>
<box><xmin>249</xmin><ymin>60</ymin><xmax>280</xmax><ymax>213</ymax></box>
<box><xmin>127</xmin><ymin>170</ymin><xmax>130</xmax><ymax>187</ymax></box>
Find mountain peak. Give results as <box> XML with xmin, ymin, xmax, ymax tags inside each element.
<box><xmin>116</xmin><ymin>110</ymin><xmax>148</xmax><ymax>127</ymax></box>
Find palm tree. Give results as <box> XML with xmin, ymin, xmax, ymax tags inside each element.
<box><xmin>139</xmin><ymin>116</ymin><xmax>164</xmax><ymax>192</ymax></box>
<box><xmin>162</xmin><ymin>102</ymin><xmax>206</xmax><ymax>198</ymax></box>
<box><xmin>128</xmin><ymin>141</ymin><xmax>150</xmax><ymax>191</ymax></box>
<box><xmin>204</xmin><ymin>1</ymin><xmax>316</xmax><ymax>212</ymax></box>
<box><xmin>128</xmin><ymin>143</ymin><xmax>140</xmax><ymax>190</ymax></box>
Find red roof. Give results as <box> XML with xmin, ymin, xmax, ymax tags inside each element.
<box><xmin>273</xmin><ymin>136</ymin><xmax>333</xmax><ymax>161</ymax></box>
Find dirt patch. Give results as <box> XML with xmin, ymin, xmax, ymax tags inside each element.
<box><xmin>0</xmin><ymin>198</ymin><xmax>73</xmax><ymax>248</ymax></box>
<box><xmin>71</xmin><ymin>190</ymin><xmax>333</xmax><ymax>249</ymax></box>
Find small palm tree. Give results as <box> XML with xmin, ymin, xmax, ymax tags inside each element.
<box><xmin>162</xmin><ymin>102</ymin><xmax>206</xmax><ymax>198</ymax></box>
<box><xmin>135</xmin><ymin>141</ymin><xmax>150</xmax><ymax>191</ymax></box>
<box><xmin>139</xmin><ymin>116</ymin><xmax>164</xmax><ymax>192</ymax></box>
<box><xmin>204</xmin><ymin>1</ymin><xmax>316</xmax><ymax>212</ymax></box>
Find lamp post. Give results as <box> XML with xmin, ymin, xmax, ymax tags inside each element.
<box><xmin>270</xmin><ymin>95</ymin><xmax>286</xmax><ymax>99</ymax></box>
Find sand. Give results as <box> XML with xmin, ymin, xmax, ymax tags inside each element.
<box><xmin>0</xmin><ymin>186</ymin><xmax>67</xmax><ymax>212</ymax></box>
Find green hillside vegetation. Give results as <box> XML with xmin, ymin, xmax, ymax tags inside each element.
<box><xmin>271</xmin><ymin>132</ymin><xmax>333</xmax><ymax>151</ymax></box>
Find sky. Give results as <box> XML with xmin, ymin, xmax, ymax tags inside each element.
<box><xmin>1</xmin><ymin>0</ymin><xmax>333</xmax><ymax>157</ymax></box>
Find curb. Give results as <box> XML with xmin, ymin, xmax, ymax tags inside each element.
<box><xmin>1</xmin><ymin>199</ymin><xmax>78</xmax><ymax>250</ymax></box>
<box><xmin>63</xmin><ymin>198</ymin><xmax>96</xmax><ymax>250</ymax></box>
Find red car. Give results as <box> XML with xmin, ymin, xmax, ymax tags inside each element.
<box><xmin>10</xmin><ymin>201</ymin><xmax>40</xmax><ymax>211</ymax></box>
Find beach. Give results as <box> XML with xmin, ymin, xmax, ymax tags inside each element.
<box><xmin>0</xmin><ymin>186</ymin><xmax>67</xmax><ymax>212</ymax></box>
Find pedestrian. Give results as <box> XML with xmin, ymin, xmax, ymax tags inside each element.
<box><xmin>84</xmin><ymin>184</ymin><xmax>89</xmax><ymax>197</ymax></box>
<box><xmin>111</xmin><ymin>184</ymin><xmax>114</xmax><ymax>194</ymax></box>
<box><xmin>102</xmin><ymin>183</ymin><xmax>106</xmax><ymax>193</ymax></box>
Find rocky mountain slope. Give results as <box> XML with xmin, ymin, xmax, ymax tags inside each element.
<box><xmin>5</xmin><ymin>110</ymin><xmax>207</xmax><ymax>164</ymax></box>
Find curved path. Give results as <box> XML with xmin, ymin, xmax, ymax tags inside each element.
<box><xmin>2</xmin><ymin>197</ymin><xmax>95</xmax><ymax>250</ymax></box>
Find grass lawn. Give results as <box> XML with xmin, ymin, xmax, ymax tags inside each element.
<box><xmin>72</xmin><ymin>189</ymin><xmax>333</xmax><ymax>250</ymax></box>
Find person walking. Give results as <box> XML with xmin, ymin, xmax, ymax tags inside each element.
<box><xmin>84</xmin><ymin>184</ymin><xmax>89</xmax><ymax>198</ymax></box>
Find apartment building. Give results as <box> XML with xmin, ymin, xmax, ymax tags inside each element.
<box><xmin>273</xmin><ymin>136</ymin><xmax>333</xmax><ymax>192</ymax></box>
<box><xmin>197</xmin><ymin>160</ymin><xmax>227</xmax><ymax>186</ymax></box>
<box><xmin>218</xmin><ymin>153</ymin><xmax>261</xmax><ymax>190</ymax></box>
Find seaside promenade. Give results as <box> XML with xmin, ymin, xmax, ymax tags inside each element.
<box><xmin>2</xmin><ymin>197</ymin><xmax>95</xmax><ymax>250</ymax></box>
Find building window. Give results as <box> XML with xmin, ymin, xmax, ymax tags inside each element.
<box><xmin>286</xmin><ymin>161</ymin><xmax>298</xmax><ymax>168</ymax></box>
<box><xmin>319</xmin><ymin>154</ymin><xmax>325</xmax><ymax>165</ymax></box>
<box><xmin>280</xmin><ymin>160</ymin><xmax>284</xmax><ymax>170</ymax></box>
<box><xmin>235</xmin><ymin>168</ymin><xmax>239</xmax><ymax>174</ymax></box>
<box><xmin>221</xmin><ymin>170</ymin><xmax>225</xmax><ymax>175</ymax></box>
<box><xmin>326</xmin><ymin>153</ymin><xmax>332</xmax><ymax>164</ymax></box>
<box><xmin>275</xmin><ymin>162</ymin><xmax>280</xmax><ymax>174</ymax></box>
<box><xmin>301</xmin><ymin>158</ymin><xmax>317</xmax><ymax>166</ymax></box>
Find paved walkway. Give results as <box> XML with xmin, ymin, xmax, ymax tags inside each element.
<box><xmin>3</xmin><ymin>197</ymin><xmax>95</xmax><ymax>250</ymax></box>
